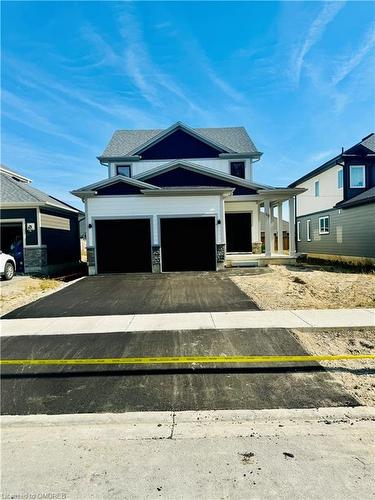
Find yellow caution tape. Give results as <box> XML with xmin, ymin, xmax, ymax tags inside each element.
<box><xmin>0</xmin><ymin>354</ymin><xmax>374</xmax><ymax>366</ymax></box>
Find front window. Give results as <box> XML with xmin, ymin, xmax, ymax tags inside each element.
<box><xmin>337</xmin><ymin>169</ymin><xmax>343</xmax><ymax>189</ymax></box>
<box><xmin>230</xmin><ymin>161</ymin><xmax>245</xmax><ymax>179</ymax></box>
<box><xmin>116</xmin><ymin>165</ymin><xmax>131</xmax><ymax>177</ymax></box>
<box><xmin>350</xmin><ymin>165</ymin><xmax>365</xmax><ymax>188</ymax></box>
<box><xmin>297</xmin><ymin>221</ymin><xmax>301</xmax><ymax>241</ymax></box>
<box><xmin>319</xmin><ymin>216</ymin><xmax>330</xmax><ymax>235</ymax></box>
<box><xmin>314</xmin><ymin>180</ymin><xmax>320</xmax><ymax>197</ymax></box>
<box><xmin>307</xmin><ymin>219</ymin><xmax>311</xmax><ymax>241</ymax></box>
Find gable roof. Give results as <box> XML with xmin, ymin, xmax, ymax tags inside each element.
<box><xmin>360</xmin><ymin>133</ymin><xmax>375</xmax><ymax>153</ymax></box>
<box><xmin>336</xmin><ymin>186</ymin><xmax>375</xmax><ymax>209</ymax></box>
<box><xmin>0</xmin><ymin>170</ymin><xmax>78</xmax><ymax>212</ymax></box>
<box><xmin>0</xmin><ymin>164</ymin><xmax>31</xmax><ymax>183</ymax></box>
<box><xmin>289</xmin><ymin>133</ymin><xmax>374</xmax><ymax>188</ymax></box>
<box><xmin>71</xmin><ymin>174</ymin><xmax>160</xmax><ymax>198</ymax></box>
<box><xmin>135</xmin><ymin>159</ymin><xmax>274</xmax><ymax>191</ymax></box>
<box><xmin>98</xmin><ymin>122</ymin><xmax>260</xmax><ymax>160</ymax></box>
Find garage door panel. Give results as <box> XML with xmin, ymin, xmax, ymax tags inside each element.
<box><xmin>95</xmin><ymin>219</ymin><xmax>151</xmax><ymax>273</ymax></box>
<box><xmin>161</xmin><ymin>217</ymin><xmax>216</xmax><ymax>272</ymax></box>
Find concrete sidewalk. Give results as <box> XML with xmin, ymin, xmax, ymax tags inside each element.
<box><xmin>2</xmin><ymin>407</ymin><xmax>374</xmax><ymax>499</ymax></box>
<box><xmin>1</xmin><ymin>308</ymin><xmax>374</xmax><ymax>336</ymax></box>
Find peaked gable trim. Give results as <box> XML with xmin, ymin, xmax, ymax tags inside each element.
<box><xmin>127</xmin><ymin>122</ymin><xmax>234</xmax><ymax>156</ymax></box>
<box><xmin>71</xmin><ymin>175</ymin><xmax>160</xmax><ymax>198</ymax></box>
<box><xmin>135</xmin><ymin>160</ymin><xmax>273</xmax><ymax>191</ymax></box>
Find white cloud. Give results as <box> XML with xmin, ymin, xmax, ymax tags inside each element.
<box><xmin>1</xmin><ymin>89</ymin><xmax>89</xmax><ymax>148</ymax></box>
<box><xmin>309</xmin><ymin>149</ymin><xmax>335</xmax><ymax>163</ymax></box>
<box><xmin>331</xmin><ymin>26</ymin><xmax>375</xmax><ymax>85</ymax></box>
<box><xmin>291</xmin><ymin>2</ymin><xmax>345</xmax><ymax>86</ymax></box>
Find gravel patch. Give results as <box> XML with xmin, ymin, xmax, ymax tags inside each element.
<box><xmin>292</xmin><ymin>328</ymin><xmax>375</xmax><ymax>406</ymax></box>
<box><xmin>231</xmin><ymin>264</ymin><xmax>375</xmax><ymax>310</ymax></box>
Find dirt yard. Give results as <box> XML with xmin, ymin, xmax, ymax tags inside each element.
<box><xmin>231</xmin><ymin>264</ymin><xmax>375</xmax><ymax>310</ymax></box>
<box><xmin>292</xmin><ymin>328</ymin><xmax>375</xmax><ymax>406</ymax></box>
<box><xmin>0</xmin><ymin>276</ymin><xmax>64</xmax><ymax>316</ymax></box>
<box><xmin>230</xmin><ymin>264</ymin><xmax>375</xmax><ymax>406</ymax></box>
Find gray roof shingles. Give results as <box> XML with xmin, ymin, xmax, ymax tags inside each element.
<box><xmin>99</xmin><ymin>125</ymin><xmax>259</xmax><ymax>158</ymax></box>
<box><xmin>337</xmin><ymin>186</ymin><xmax>375</xmax><ymax>208</ymax></box>
<box><xmin>361</xmin><ymin>133</ymin><xmax>375</xmax><ymax>152</ymax></box>
<box><xmin>0</xmin><ymin>172</ymin><xmax>77</xmax><ymax>211</ymax></box>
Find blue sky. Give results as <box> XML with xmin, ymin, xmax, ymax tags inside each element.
<box><xmin>2</xmin><ymin>1</ymin><xmax>375</xmax><ymax>209</ymax></box>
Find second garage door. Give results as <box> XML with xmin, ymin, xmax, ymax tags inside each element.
<box><xmin>95</xmin><ymin>219</ymin><xmax>152</xmax><ymax>273</ymax></box>
<box><xmin>160</xmin><ymin>217</ymin><xmax>216</xmax><ymax>272</ymax></box>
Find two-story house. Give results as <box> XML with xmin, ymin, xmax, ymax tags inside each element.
<box><xmin>289</xmin><ymin>133</ymin><xmax>375</xmax><ymax>264</ymax></box>
<box><xmin>72</xmin><ymin>122</ymin><xmax>303</xmax><ymax>274</ymax></box>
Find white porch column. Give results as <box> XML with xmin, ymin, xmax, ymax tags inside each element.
<box><xmin>270</xmin><ymin>205</ymin><xmax>276</xmax><ymax>253</ymax></box>
<box><xmin>264</xmin><ymin>200</ymin><xmax>272</xmax><ymax>257</ymax></box>
<box><xmin>277</xmin><ymin>202</ymin><xmax>283</xmax><ymax>253</ymax></box>
<box><xmin>257</xmin><ymin>203</ymin><xmax>262</xmax><ymax>241</ymax></box>
<box><xmin>288</xmin><ymin>197</ymin><xmax>296</xmax><ymax>257</ymax></box>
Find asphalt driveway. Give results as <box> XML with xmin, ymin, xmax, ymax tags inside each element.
<box><xmin>3</xmin><ymin>271</ymin><xmax>259</xmax><ymax>319</ymax></box>
<box><xmin>1</xmin><ymin>328</ymin><xmax>357</xmax><ymax>415</ymax></box>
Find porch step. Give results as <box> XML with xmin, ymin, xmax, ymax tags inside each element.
<box><xmin>225</xmin><ymin>260</ymin><xmax>259</xmax><ymax>268</ymax></box>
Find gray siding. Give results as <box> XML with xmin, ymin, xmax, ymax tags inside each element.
<box><xmin>297</xmin><ymin>203</ymin><xmax>375</xmax><ymax>258</ymax></box>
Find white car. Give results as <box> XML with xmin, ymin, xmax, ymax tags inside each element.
<box><xmin>0</xmin><ymin>251</ymin><xmax>16</xmax><ymax>280</ymax></box>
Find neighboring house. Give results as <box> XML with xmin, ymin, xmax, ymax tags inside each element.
<box><xmin>72</xmin><ymin>122</ymin><xmax>303</xmax><ymax>274</ymax></box>
<box><xmin>259</xmin><ymin>212</ymin><xmax>289</xmax><ymax>251</ymax></box>
<box><xmin>289</xmin><ymin>133</ymin><xmax>375</xmax><ymax>263</ymax></box>
<box><xmin>0</xmin><ymin>165</ymin><xmax>81</xmax><ymax>274</ymax></box>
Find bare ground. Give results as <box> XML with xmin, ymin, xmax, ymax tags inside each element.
<box><xmin>292</xmin><ymin>328</ymin><xmax>375</xmax><ymax>406</ymax></box>
<box><xmin>0</xmin><ymin>276</ymin><xmax>64</xmax><ymax>316</ymax></box>
<box><xmin>231</xmin><ymin>264</ymin><xmax>375</xmax><ymax>310</ymax></box>
<box><xmin>230</xmin><ymin>264</ymin><xmax>375</xmax><ymax>406</ymax></box>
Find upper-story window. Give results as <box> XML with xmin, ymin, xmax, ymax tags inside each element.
<box><xmin>116</xmin><ymin>165</ymin><xmax>131</xmax><ymax>177</ymax></box>
<box><xmin>337</xmin><ymin>169</ymin><xmax>343</xmax><ymax>189</ymax></box>
<box><xmin>314</xmin><ymin>180</ymin><xmax>320</xmax><ymax>197</ymax></box>
<box><xmin>230</xmin><ymin>161</ymin><xmax>245</xmax><ymax>179</ymax></box>
<box><xmin>350</xmin><ymin>165</ymin><xmax>365</xmax><ymax>188</ymax></box>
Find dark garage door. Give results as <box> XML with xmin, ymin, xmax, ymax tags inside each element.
<box><xmin>95</xmin><ymin>219</ymin><xmax>151</xmax><ymax>273</ymax></box>
<box><xmin>160</xmin><ymin>217</ymin><xmax>216</xmax><ymax>272</ymax></box>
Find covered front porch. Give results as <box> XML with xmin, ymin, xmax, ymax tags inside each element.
<box><xmin>223</xmin><ymin>188</ymin><xmax>302</xmax><ymax>267</ymax></box>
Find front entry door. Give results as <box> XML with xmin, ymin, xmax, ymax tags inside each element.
<box><xmin>225</xmin><ymin>213</ymin><xmax>252</xmax><ymax>253</ymax></box>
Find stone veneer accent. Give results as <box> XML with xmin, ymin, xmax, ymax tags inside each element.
<box><xmin>24</xmin><ymin>246</ymin><xmax>47</xmax><ymax>273</ymax></box>
<box><xmin>216</xmin><ymin>244</ymin><xmax>226</xmax><ymax>262</ymax></box>
<box><xmin>152</xmin><ymin>245</ymin><xmax>161</xmax><ymax>273</ymax></box>
<box><xmin>87</xmin><ymin>247</ymin><xmax>96</xmax><ymax>267</ymax></box>
<box><xmin>252</xmin><ymin>242</ymin><xmax>262</xmax><ymax>254</ymax></box>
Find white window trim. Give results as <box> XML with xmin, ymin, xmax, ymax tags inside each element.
<box><xmin>350</xmin><ymin>165</ymin><xmax>365</xmax><ymax>189</ymax></box>
<box><xmin>307</xmin><ymin>219</ymin><xmax>311</xmax><ymax>241</ymax></box>
<box><xmin>319</xmin><ymin>216</ymin><xmax>330</xmax><ymax>235</ymax></box>
<box><xmin>297</xmin><ymin>221</ymin><xmax>301</xmax><ymax>241</ymax></box>
<box><xmin>314</xmin><ymin>180</ymin><xmax>320</xmax><ymax>197</ymax></box>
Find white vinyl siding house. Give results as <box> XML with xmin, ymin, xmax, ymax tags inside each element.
<box><xmin>74</xmin><ymin>122</ymin><xmax>303</xmax><ymax>274</ymax></box>
<box><xmin>294</xmin><ymin>164</ymin><xmax>344</xmax><ymax>217</ymax></box>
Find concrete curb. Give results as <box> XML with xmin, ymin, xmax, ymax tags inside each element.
<box><xmin>2</xmin><ymin>406</ymin><xmax>374</xmax><ymax>429</ymax></box>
